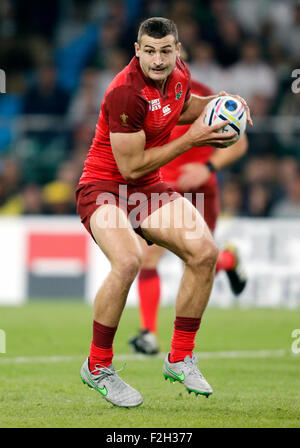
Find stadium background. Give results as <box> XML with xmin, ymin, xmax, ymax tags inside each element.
<box><xmin>0</xmin><ymin>0</ymin><xmax>300</xmax><ymax>429</ymax></box>
<box><xmin>0</xmin><ymin>0</ymin><xmax>300</xmax><ymax>306</ymax></box>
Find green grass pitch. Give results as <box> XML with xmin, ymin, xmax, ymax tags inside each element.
<box><xmin>0</xmin><ymin>301</ymin><xmax>300</xmax><ymax>428</ymax></box>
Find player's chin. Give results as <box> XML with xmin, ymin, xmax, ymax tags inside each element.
<box><xmin>149</xmin><ymin>68</ymin><xmax>169</xmax><ymax>80</ymax></box>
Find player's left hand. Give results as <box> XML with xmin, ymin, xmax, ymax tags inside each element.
<box><xmin>177</xmin><ymin>163</ymin><xmax>211</xmax><ymax>191</ymax></box>
<box><xmin>217</xmin><ymin>90</ymin><xmax>253</xmax><ymax>126</ymax></box>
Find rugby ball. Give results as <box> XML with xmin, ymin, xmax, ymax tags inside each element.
<box><xmin>204</xmin><ymin>96</ymin><xmax>247</xmax><ymax>147</ymax></box>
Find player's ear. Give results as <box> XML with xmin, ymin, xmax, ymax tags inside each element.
<box><xmin>176</xmin><ymin>42</ymin><xmax>182</xmax><ymax>57</ymax></box>
<box><xmin>134</xmin><ymin>42</ymin><xmax>140</xmax><ymax>57</ymax></box>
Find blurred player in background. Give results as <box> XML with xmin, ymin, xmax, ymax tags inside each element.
<box><xmin>129</xmin><ymin>78</ymin><xmax>248</xmax><ymax>355</ymax></box>
<box><xmin>76</xmin><ymin>17</ymin><xmax>252</xmax><ymax>408</ymax></box>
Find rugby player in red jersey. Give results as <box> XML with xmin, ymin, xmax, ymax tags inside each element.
<box><xmin>129</xmin><ymin>78</ymin><xmax>248</xmax><ymax>355</ymax></box>
<box><xmin>76</xmin><ymin>17</ymin><xmax>252</xmax><ymax>407</ymax></box>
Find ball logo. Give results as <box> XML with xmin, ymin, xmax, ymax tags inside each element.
<box><xmin>224</xmin><ymin>100</ymin><xmax>238</xmax><ymax>111</ymax></box>
<box><xmin>175</xmin><ymin>82</ymin><xmax>183</xmax><ymax>100</ymax></box>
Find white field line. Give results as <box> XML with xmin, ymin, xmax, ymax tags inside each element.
<box><xmin>0</xmin><ymin>349</ymin><xmax>288</xmax><ymax>364</ymax></box>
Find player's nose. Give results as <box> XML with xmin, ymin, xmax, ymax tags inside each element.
<box><xmin>153</xmin><ymin>52</ymin><xmax>162</xmax><ymax>65</ymax></box>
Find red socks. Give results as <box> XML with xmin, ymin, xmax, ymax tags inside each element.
<box><xmin>138</xmin><ymin>268</ymin><xmax>160</xmax><ymax>333</ymax></box>
<box><xmin>89</xmin><ymin>320</ymin><xmax>118</xmax><ymax>371</ymax></box>
<box><xmin>169</xmin><ymin>316</ymin><xmax>201</xmax><ymax>363</ymax></box>
<box><xmin>215</xmin><ymin>249</ymin><xmax>236</xmax><ymax>274</ymax></box>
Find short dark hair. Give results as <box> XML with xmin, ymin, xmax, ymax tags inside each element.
<box><xmin>137</xmin><ymin>17</ymin><xmax>179</xmax><ymax>44</ymax></box>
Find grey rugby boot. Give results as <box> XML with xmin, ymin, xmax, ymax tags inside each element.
<box><xmin>163</xmin><ymin>353</ymin><xmax>213</xmax><ymax>397</ymax></box>
<box><xmin>80</xmin><ymin>358</ymin><xmax>143</xmax><ymax>408</ymax></box>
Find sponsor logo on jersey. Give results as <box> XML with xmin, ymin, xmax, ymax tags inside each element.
<box><xmin>149</xmin><ymin>98</ymin><xmax>161</xmax><ymax>111</ymax></box>
<box><xmin>163</xmin><ymin>104</ymin><xmax>171</xmax><ymax>116</ymax></box>
<box><xmin>175</xmin><ymin>82</ymin><xmax>183</xmax><ymax>100</ymax></box>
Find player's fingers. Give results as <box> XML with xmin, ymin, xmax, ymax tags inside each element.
<box><xmin>210</xmin><ymin>140</ymin><xmax>235</xmax><ymax>148</ymax></box>
<box><xmin>244</xmin><ymin>103</ymin><xmax>253</xmax><ymax>126</ymax></box>
<box><xmin>217</xmin><ymin>92</ymin><xmax>253</xmax><ymax>127</ymax></box>
<box><xmin>228</xmin><ymin>94</ymin><xmax>253</xmax><ymax>127</ymax></box>
<box><xmin>234</xmin><ymin>95</ymin><xmax>253</xmax><ymax>126</ymax></box>
<box><xmin>211</xmin><ymin>120</ymin><xmax>230</xmax><ymax>132</ymax></box>
<box><xmin>210</xmin><ymin>130</ymin><xmax>237</xmax><ymax>140</ymax></box>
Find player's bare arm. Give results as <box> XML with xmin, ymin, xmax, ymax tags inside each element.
<box><xmin>209</xmin><ymin>133</ymin><xmax>248</xmax><ymax>170</ymax></box>
<box><xmin>178</xmin><ymin>92</ymin><xmax>253</xmax><ymax>127</ymax></box>
<box><xmin>110</xmin><ymin>109</ymin><xmax>238</xmax><ymax>182</ymax></box>
<box><xmin>177</xmin><ymin>134</ymin><xmax>248</xmax><ymax>191</ymax></box>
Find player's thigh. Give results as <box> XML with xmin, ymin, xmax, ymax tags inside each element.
<box><xmin>90</xmin><ymin>204</ymin><xmax>143</xmax><ymax>267</ymax></box>
<box><xmin>140</xmin><ymin>197</ymin><xmax>217</xmax><ymax>263</ymax></box>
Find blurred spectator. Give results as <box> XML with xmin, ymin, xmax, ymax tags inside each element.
<box><xmin>220</xmin><ymin>177</ymin><xmax>243</xmax><ymax>216</ymax></box>
<box><xmin>0</xmin><ymin>157</ymin><xmax>22</xmax><ymax>206</ymax></box>
<box><xmin>23</xmin><ymin>63</ymin><xmax>70</xmax><ymax>117</ymax></box>
<box><xmin>198</xmin><ymin>1</ymin><xmax>243</xmax><ymax>67</ymax></box>
<box><xmin>244</xmin><ymin>156</ymin><xmax>279</xmax><ymax>185</ymax></box>
<box><xmin>170</xmin><ymin>0</ymin><xmax>194</xmax><ymax>26</ymax></box>
<box><xmin>271</xmin><ymin>171</ymin><xmax>300</xmax><ymax>218</ymax></box>
<box><xmin>274</xmin><ymin>84</ymin><xmax>300</xmax><ymax>157</ymax></box>
<box><xmin>70</xmin><ymin>122</ymin><xmax>94</xmax><ymax>174</ymax></box>
<box><xmin>0</xmin><ymin>0</ymin><xmax>16</xmax><ymax>38</ymax></box>
<box><xmin>212</xmin><ymin>17</ymin><xmax>244</xmax><ymax>68</ymax></box>
<box><xmin>68</xmin><ymin>48</ymin><xmax>130</xmax><ymax>127</ymax></box>
<box><xmin>55</xmin><ymin>0</ymin><xmax>95</xmax><ymax>47</ymax></box>
<box><xmin>0</xmin><ymin>89</ymin><xmax>23</xmax><ymax>152</ymax></box>
<box><xmin>189</xmin><ymin>41</ymin><xmax>226</xmax><ymax>92</ymax></box>
<box><xmin>244</xmin><ymin>183</ymin><xmax>273</xmax><ymax>217</ymax></box>
<box><xmin>55</xmin><ymin>160</ymin><xmax>79</xmax><ymax>212</ymax></box>
<box><xmin>43</xmin><ymin>180</ymin><xmax>76</xmax><ymax>215</ymax></box>
<box><xmin>96</xmin><ymin>48</ymin><xmax>130</xmax><ymax>100</ymax></box>
<box><xmin>276</xmin><ymin>83</ymin><xmax>300</xmax><ymax>117</ymax></box>
<box><xmin>67</xmin><ymin>67</ymin><xmax>100</xmax><ymax>128</ymax></box>
<box><xmin>227</xmin><ymin>40</ymin><xmax>278</xmax><ymax>115</ymax></box>
<box><xmin>21</xmin><ymin>183</ymin><xmax>45</xmax><ymax>214</ymax></box>
<box><xmin>88</xmin><ymin>20</ymin><xmax>124</xmax><ymax>70</ymax></box>
<box><xmin>232</xmin><ymin>0</ymin><xmax>292</xmax><ymax>36</ymax></box>
<box><xmin>176</xmin><ymin>20</ymin><xmax>201</xmax><ymax>61</ymax></box>
<box><xmin>278</xmin><ymin>157</ymin><xmax>300</xmax><ymax>188</ymax></box>
<box><xmin>18</xmin><ymin>63</ymin><xmax>71</xmax><ymax>184</ymax></box>
<box><xmin>14</xmin><ymin>0</ymin><xmax>60</xmax><ymax>41</ymax></box>
<box><xmin>0</xmin><ymin>183</ymin><xmax>46</xmax><ymax>215</ymax></box>
<box><xmin>271</xmin><ymin>0</ymin><xmax>300</xmax><ymax>62</ymax></box>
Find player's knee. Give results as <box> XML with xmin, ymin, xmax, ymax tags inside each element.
<box><xmin>186</xmin><ymin>238</ymin><xmax>218</xmax><ymax>271</ymax></box>
<box><xmin>114</xmin><ymin>251</ymin><xmax>143</xmax><ymax>282</ymax></box>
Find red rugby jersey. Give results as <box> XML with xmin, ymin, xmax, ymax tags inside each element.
<box><xmin>161</xmin><ymin>79</ymin><xmax>217</xmax><ymax>189</ymax></box>
<box><xmin>79</xmin><ymin>56</ymin><xmax>191</xmax><ymax>186</ymax></box>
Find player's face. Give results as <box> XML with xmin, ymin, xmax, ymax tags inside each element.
<box><xmin>135</xmin><ymin>34</ymin><xmax>181</xmax><ymax>87</ymax></box>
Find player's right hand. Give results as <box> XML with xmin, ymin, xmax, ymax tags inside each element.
<box><xmin>185</xmin><ymin>107</ymin><xmax>237</xmax><ymax>148</ymax></box>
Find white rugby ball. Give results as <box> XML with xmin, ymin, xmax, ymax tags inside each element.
<box><xmin>204</xmin><ymin>96</ymin><xmax>247</xmax><ymax>147</ymax></box>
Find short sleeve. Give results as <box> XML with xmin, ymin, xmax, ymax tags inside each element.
<box><xmin>105</xmin><ymin>85</ymin><xmax>148</xmax><ymax>133</ymax></box>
